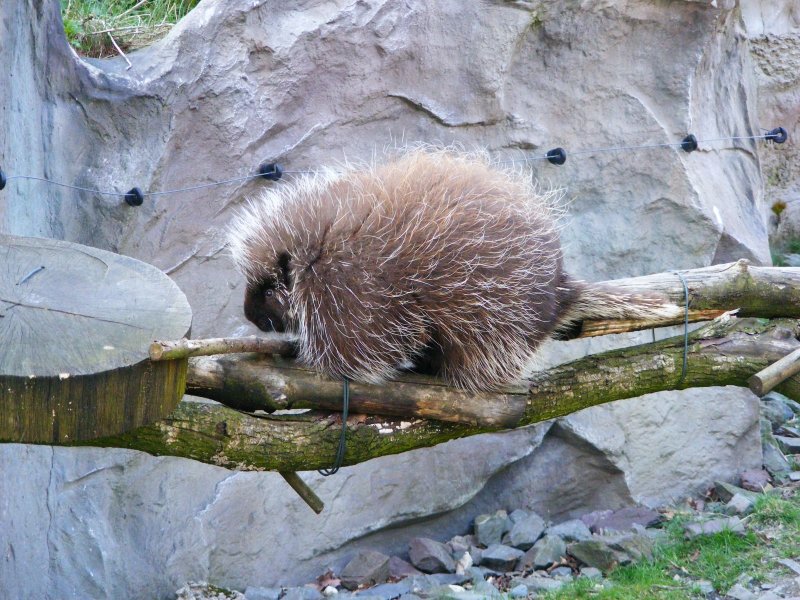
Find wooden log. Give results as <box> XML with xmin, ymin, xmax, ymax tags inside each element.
<box><xmin>568</xmin><ymin>260</ymin><xmax>800</xmax><ymax>338</ymax></box>
<box><xmin>186</xmin><ymin>354</ymin><xmax>528</xmax><ymax>427</ymax></box>
<box><xmin>747</xmin><ymin>347</ymin><xmax>800</xmax><ymax>396</ymax></box>
<box><xmin>170</xmin><ymin>260</ymin><xmax>800</xmax><ymax>427</ymax></box>
<box><xmin>0</xmin><ymin>235</ymin><xmax>192</xmax><ymax>443</ymax></box>
<box><xmin>77</xmin><ymin>317</ymin><xmax>800</xmax><ymax>471</ymax></box>
<box><xmin>589</xmin><ymin>260</ymin><xmax>800</xmax><ymax>321</ymax></box>
<box><xmin>12</xmin><ymin>259</ymin><xmax>800</xmax><ymax>469</ymax></box>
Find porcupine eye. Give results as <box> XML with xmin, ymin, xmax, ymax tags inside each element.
<box><xmin>243</xmin><ymin>279</ymin><xmax>285</xmax><ymax>333</ymax></box>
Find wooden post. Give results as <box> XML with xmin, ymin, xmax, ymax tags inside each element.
<box><xmin>748</xmin><ymin>347</ymin><xmax>800</xmax><ymax>396</ymax></box>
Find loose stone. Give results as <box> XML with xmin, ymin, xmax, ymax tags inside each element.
<box><xmin>545</xmin><ymin>519</ymin><xmax>592</xmax><ymax>542</ymax></box>
<box><xmin>507</xmin><ymin>512</ymin><xmax>546</xmax><ymax>550</ymax></box>
<box><xmin>508</xmin><ymin>509</ymin><xmax>529</xmax><ymax>524</ymax></box>
<box><xmin>473</xmin><ymin>510</ymin><xmax>508</xmax><ymax>546</ymax></box>
<box><xmin>739</xmin><ymin>469</ymin><xmax>771</xmax><ymax>492</ymax></box>
<box><xmin>579</xmin><ymin>567</ymin><xmax>603</xmax><ymax>580</ymax></box>
<box><xmin>550</xmin><ymin>566</ymin><xmax>573</xmax><ymax>579</ymax></box>
<box><xmin>510</xmin><ymin>575</ymin><xmax>564</xmax><ymax>593</ymax></box>
<box><xmin>479</xmin><ymin>544</ymin><xmax>525</xmax><ymax>572</ymax></box>
<box><xmin>281</xmin><ymin>587</ymin><xmax>324</xmax><ymax>600</ymax></box>
<box><xmin>389</xmin><ymin>556</ymin><xmax>423</xmax><ymax>579</ymax></box>
<box><xmin>589</xmin><ymin>506</ymin><xmax>662</xmax><ymax>533</ymax></box>
<box><xmin>454</xmin><ymin>551</ymin><xmax>473</xmax><ymax>575</ymax></box>
<box><xmin>774</xmin><ymin>435</ymin><xmax>800</xmax><ymax>453</ymax></box>
<box><xmin>447</xmin><ymin>535</ymin><xmax>478</xmax><ymax>556</ymax></box>
<box><xmin>726</xmin><ymin>493</ymin><xmax>755</xmax><ymax>515</ymax></box>
<box><xmin>761</xmin><ymin>396</ymin><xmax>795</xmax><ymax>428</ymax></box>
<box><xmin>694</xmin><ymin>580</ymin><xmax>715</xmax><ymax>595</ymax></box>
<box><xmin>567</xmin><ymin>540</ymin><xmax>631</xmax><ymax>573</ymax></box>
<box><xmin>726</xmin><ymin>583</ymin><xmax>757</xmax><ymax>600</ymax></box>
<box><xmin>715</xmin><ymin>481</ymin><xmax>763</xmax><ymax>504</ymax></box>
<box><xmin>339</xmin><ymin>550</ymin><xmax>390</xmax><ymax>590</ymax></box>
<box><xmin>605</xmin><ymin>532</ymin><xmax>655</xmax><ymax>561</ymax></box>
<box><xmin>517</xmin><ymin>534</ymin><xmax>567</xmax><ymax>570</ymax></box>
<box><xmin>684</xmin><ymin>517</ymin><xmax>745</xmax><ymax>539</ymax></box>
<box><xmin>408</xmin><ymin>538</ymin><xmax>456</xmax><ymax>574</ymax></box>
<box><xmin>362</xmin><ymin>580</ymin><xmax>413</xmax><ymax>599</ymax></box>
<box><xmin>244</xmin><ymin>587</ymin><xmax>282</xmax><ymax>600</ymax></box>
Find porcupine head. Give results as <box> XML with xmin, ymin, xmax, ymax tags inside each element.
<box><xmin>228</xmin><ymin>149</ymin><xmax>680</xmax><ymax>391</ymax></box>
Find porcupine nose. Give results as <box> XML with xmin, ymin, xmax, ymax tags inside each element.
<box><xmin>256</xmin><ymin>317</ymin><xmax>274</xmax><ymax>332</ymax></box>
<box><xmin>255</xmin><ymin>316</ymin><xmax>285</xmax><ymax>333</ymax></box>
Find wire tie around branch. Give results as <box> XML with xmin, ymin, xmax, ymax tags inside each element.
<box><xmin>673</xmin><ymin>270</ymin><xmax>690</xmax><ymax>385</ymax></box>
<box><xmin>318</xmin><ymin>377</ymin><xmax>350</xmax><ymax>476</ymax></box>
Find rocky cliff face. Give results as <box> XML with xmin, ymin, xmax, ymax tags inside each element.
<box><xmin>0</xmin><ymin>0</ymin><xmax>773</xmax><ymax>336</ymax></box>
<box><xmin>0</xmin><ymin>0</ymin><xmax>789</xmax><ymax>597</ymax></box>
<box><xmin>743</xmin><ymin>1</ymin><xmax>800</xmax><ymax>244</ymax></box>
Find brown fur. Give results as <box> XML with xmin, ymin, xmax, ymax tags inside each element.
<box><xmin>228</xmin><ymin>149</ymin><xmax>679</xmax><ymax>391</ymax></box>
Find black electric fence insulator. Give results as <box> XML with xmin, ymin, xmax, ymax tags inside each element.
<box><xmin>681</xmin><ymin>134</ymin><xmax>698</xmax><ymax>153</ymax></box>
<box><xmin>0</xmin><ymin>167</ymin><xmax>6</xmax><ymax>190</ymax></box>
<box><xmin>546</xmin><ymin>148</ymin><xmax>567</xmax><ymax>165</ymax></box>
<box><xmin>259</xmin><ymin>162</ymin><xmax>283</xmax><ymax>181</ymax></box>
<box><xmin>766</xmin><ymin>127</ymin><xmax>788</xmax><ymax>144</ymax></box>
<box><xmin>125</xmin><ymin>187</ymin><xmax>144</xmax><ymax>207</ymax></box>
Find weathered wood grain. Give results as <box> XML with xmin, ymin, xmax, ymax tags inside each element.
<box><xmin>0</xmin><ymin>235</ymin><xmax>192</xmax><ymax>442</ymax></box>
<box><xmin>78</xmin><ymin>317</ymin><xmax>800</xmax><ymax>471</ymax></box>
<box><xmin>748</xmin><ymin>347</ymin><xmax>800</xmax><ymax>396</ymax></box>
<box><xmin>186</xmin><ymin>354</ymin><xmax>528</xmax><ymax>427</ymax></box>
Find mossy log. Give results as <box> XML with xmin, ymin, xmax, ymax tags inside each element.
<box><xmin>78</xmin><ymin>315</ymin><xmax>800</xmax><ymax>471</ymax></box>
<box><xmin>9</xmin><ymin>257</ymin><xmax>800</xmax><ymax>471</ymax></box>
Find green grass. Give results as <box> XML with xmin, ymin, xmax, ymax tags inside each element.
<box><xmin>752</xmin><ymin>494</ymin><xmax>800</xmax><ymax>527</ymax></box>
<box><xmin>771</xmin><ymin>236</ymin><xmax>800</xmax><ymax>266</ymax></box>
<box><xmin>540</xmin><ymin>490</ymin><xmax>800</xmax><ymax>599</ymax></box>
<box><xmin>773</xmin><ymin>252</ymin><xmax>788</xmax><ymax>267</ymax></box>
<box><xmin>60</xmin><ymin>0</ymin><xmax>199</xmax><ymax>57</ymax></box>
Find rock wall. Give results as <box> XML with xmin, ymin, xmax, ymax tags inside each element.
<box><xmin>0</xmin><ymin>0</ymin><xmax>773</xmax><ymax>333</ymax></box>
<box><xmin>0</xmin><ymin>0</ymin><xmax>781</xmax><ymax>597</ymax></box>
<box><xmin>0</xmin><ymin>387</ymin><xmax>760</xmax><ymax>597</ymax></box>
<box><xmin>742</xmin><ymin>1</ymin><xmax>800</xmax><ymax>244</ymax></box>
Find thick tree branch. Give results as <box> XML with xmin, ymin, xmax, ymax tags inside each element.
<box><xmin>583</xmin><ymin>259</ymin><xmax>800</xmax><ymax>328</ymax></box>
<box><xmin>77</xmin><ymin>316</ymin><xmax>800</xmax><ymax>471</ymax></box>
<box><xmin>43</xmin><ymin>261</ymin><xmax>800</xmax><ymax>470</ymax></box>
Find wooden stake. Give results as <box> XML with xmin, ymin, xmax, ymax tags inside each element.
<box><xmin>279</xmin><ymin>471</ymin><xmax>325</xmax><ymax>514</ymax></box>
<box><xmin>748</xmin><ymin>347</ymin><xmax>800</xmax><ymax>396</ymax></box>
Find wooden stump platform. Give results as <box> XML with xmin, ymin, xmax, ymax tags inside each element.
<box><xmin>0</xmin><ymin>235</ymin><xmax>192</xmax><ymax>443</ymax></box>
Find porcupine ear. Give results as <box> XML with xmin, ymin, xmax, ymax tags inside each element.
<box><xmin>277</xmin><ymin>252</ymin><xmax>292</xmax><ymax>289</ymax></box>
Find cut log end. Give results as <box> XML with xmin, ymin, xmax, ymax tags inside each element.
<box><xmin>747</xmin><ymin>347</ymin><xmax>800</xmax><ymax>397</ymax></box>
<box><xmin>0</xmin><ymin>234</ymin><xmax>192</xmax><ymax>443</ymax></box>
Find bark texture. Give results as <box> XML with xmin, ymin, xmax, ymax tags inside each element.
<box><xmin>78</xmin><ymin>315</ymin><xmax>799</xmax><ymax>471</ymax></box>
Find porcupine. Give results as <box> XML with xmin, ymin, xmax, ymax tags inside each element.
<box><xmin>228</xmin><ymin>148</ymin><xmax>681</xmax><ymax>392</ymax></box>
